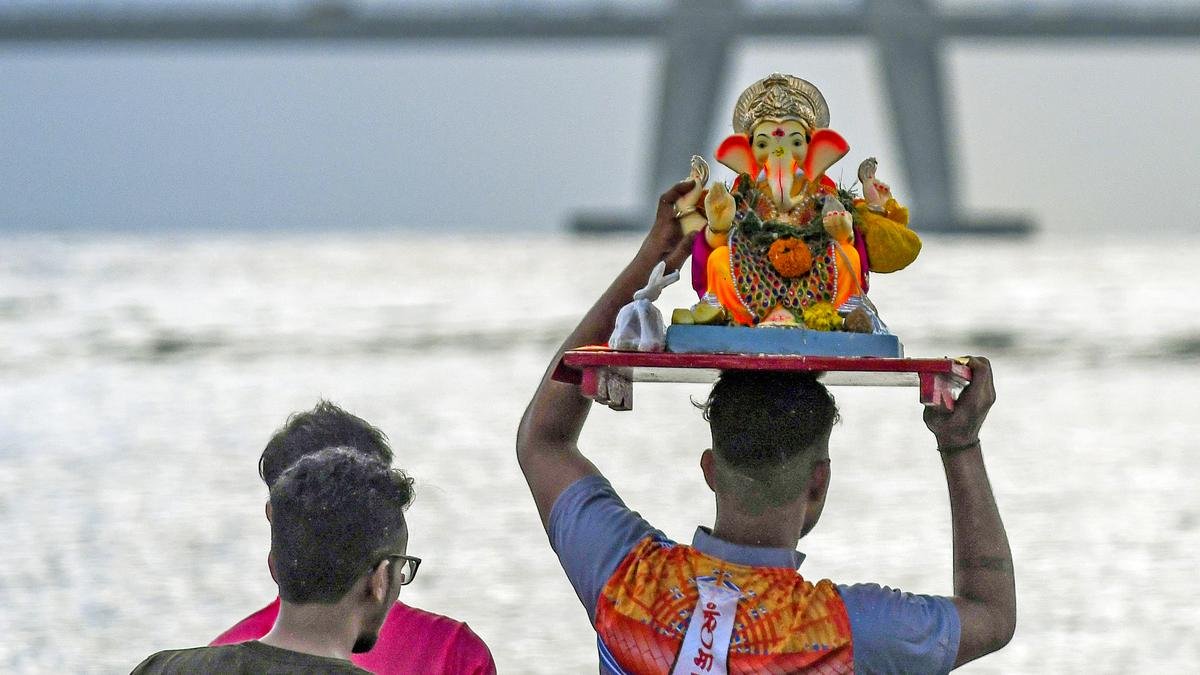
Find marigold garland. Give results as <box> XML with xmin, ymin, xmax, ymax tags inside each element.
<box><xmin>802</xmin><ymin>302</ymin><xmax>843</xmax><ymax>331</ymax></box>
<box><xmin>767</xmin><ymin>237</ymin><xmax>813</xmax><ymax>278</ymax></box>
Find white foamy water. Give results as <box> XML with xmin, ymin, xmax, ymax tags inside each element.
<box><xmin>0</xmin><ymin>231</ymin><xmax>1198</xmax><ymax>673</ymax></box>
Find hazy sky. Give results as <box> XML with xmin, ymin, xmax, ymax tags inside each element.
<box><xmin>2</xmin><ymin>37</ymin><xmax>1198</xmax><ymax>233</ymax></box>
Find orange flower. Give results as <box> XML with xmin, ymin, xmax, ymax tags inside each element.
<box><xmin>768</xmin><ymin>237</ymin><xmax>813</xmax><ymax>278</ymax></box>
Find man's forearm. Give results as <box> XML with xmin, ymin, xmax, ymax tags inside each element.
<box><xmin>944</xmin><ymin>443</ymin><xmax>1016</xmax><ymax>662</ymax></box>
<box><xmin>516</xmin><ymin>180</ymin><xmax>696</xmax><ymax>527</ymax></box>
<box><xmin>520</xmin><ymin>178</ymin><xmax>695</xmax><ymax>449</ymax></box>
<box><xmin>521</xmin><ymin>244</ymin><xmax>681</xmax><ymax>447</ymax></box>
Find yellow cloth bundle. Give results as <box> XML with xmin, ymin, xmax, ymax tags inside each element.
<box><xmin>854</xmin><ymin>198</ymin><xmax>921</xmax><ymax>273</ymax></box>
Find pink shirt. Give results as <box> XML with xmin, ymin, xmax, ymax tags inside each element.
<box><xmin>211</xmin><ymin>597</ymin><xmax>496</xmax><ymax>675</ymax></box>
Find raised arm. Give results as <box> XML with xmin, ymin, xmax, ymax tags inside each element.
<box><xmin>924</xmin><ymin>357</ymin><xmax>1016</xmax><ymax>667</ymax></box>
<box><xmin>516</xmin><ymin>181</ymin><xmax>697</xmax><ymax>530</ymax></box>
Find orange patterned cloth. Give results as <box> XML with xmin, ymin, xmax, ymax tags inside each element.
<box><xmin>594</xmin><ymin>536</ymin><xmax>853</xmax><ymax>674</ymax></box>
<box><xmin>729</xmin><ymin>229</ymin><xmax>839</xmax><ymax>321</ymax></box>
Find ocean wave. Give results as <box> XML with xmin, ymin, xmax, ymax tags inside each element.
<box><xmin>3</xmin><ymin>326</ymin><xmax>1199</xmax><ymax>374</ymax></box>
<box><xmin>0</xmin><ymin>323</ymin><xmax>573</xmax><ymax>370</ymax></box>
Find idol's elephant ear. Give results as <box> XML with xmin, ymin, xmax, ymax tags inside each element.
<box><xmin>802</xmin><ymin>128</ymin><xmax>849</xmax><ymax>183</ymax></box>
<box><xmin>716</xmin><ymin>134</ymin><xmax>757</xmax><ymax>177</ymax></box>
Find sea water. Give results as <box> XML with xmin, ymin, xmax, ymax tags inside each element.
<box><xmin>0</xmin><ymin>231</ymin><xmax>1197</xmax><ymax>673</ymax></box>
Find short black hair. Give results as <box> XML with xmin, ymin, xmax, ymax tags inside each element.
<box><xmin>259</xmin><ymin>401</ymin><xmax>393</xmax><ymax>487</ymax></box>
<box><xmin>270</xmin><ymin>447</ymin><xmax>414</xmax><ymax>604</ymax></box>
<box><xmin>701</xmin><ymin>370</ymin><xmax>840</xmax><ymax>472</ymax></box>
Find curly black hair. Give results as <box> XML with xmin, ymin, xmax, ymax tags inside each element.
<box><xmin>269</xmin><ymin>447</ymin><xmax>414</xmax><ymax>604</ymax></box>
<box><xmin>700</xmin><ymin>370</ymin><xmax>840</xmax><ymax>473</ymax></box>
<box><xmin>259</xmin><ymin>400</ymin><xmax>393</xmax><ymax>487</ymax></box>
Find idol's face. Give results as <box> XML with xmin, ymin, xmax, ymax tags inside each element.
<box><xmin>751</xmin><ymin>119</ymin><xmax>809</xmax><ymax>168</ymax></box>
<box><xmin>751</xmin><ymin>119</ymin><xmax>809</xmax><ymax>206</ymax></box>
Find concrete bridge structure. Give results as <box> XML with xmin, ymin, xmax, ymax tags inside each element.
<box><xmin>5</xmin><ymin>0</ymin><xmax>1199</xmax><ymax>234</ymax></box>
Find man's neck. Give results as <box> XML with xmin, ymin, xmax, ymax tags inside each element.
<box><xmin>710</xmin><ymin>499</ymin><xmax>805</xmax><ymax>550</ymax></box>
<box><xmin>259</xmin><ymin>599</ymin><xmax>359</xmax><ymax>661</ymax></box>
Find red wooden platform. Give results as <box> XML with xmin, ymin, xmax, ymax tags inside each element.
<box><xmin>553</xmin><ymin>348</ymin><xmax>972</xmax><ymax>412</ymax></box>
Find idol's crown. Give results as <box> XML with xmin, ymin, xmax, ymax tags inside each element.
<box><xmin>733</xmin><ymin>73</ymin><xmax>830</xmax><ymax>135</ymax></box>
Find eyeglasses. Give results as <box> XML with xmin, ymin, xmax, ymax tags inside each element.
<box><xmin>386</xmin><ymin>554</ymin><xmax>421</xmax><ymax>586</ymax></box>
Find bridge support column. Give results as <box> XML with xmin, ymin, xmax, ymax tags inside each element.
<box><xmin>647</xmin><ymin>0</ymin><xmax>737</xmax><ymax>199</ymax></box>
<box><xmin>867</xmin><ymin>0</ymin><xmax>1029</xmax><ymax>234</ymax></box>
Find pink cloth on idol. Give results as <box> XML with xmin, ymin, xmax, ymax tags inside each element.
<box><xmin>692</xmin><ymin>232</ymin><xmax>713</xmax><ymax>297</ymax></box>
<box><xmin>211</xmin><ymin>597</ymin><xmax>496</xmax><ymax>675</ymax></box>
<box><xmin>853</xmin><ymin>224</ymin><xmax>871</xmax><ymax>293</ymax></box>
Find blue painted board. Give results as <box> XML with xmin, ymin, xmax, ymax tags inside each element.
<box><xmin>665</xmin><ymin>325</ymin><xmax>903</xmax><ymax>358</ymax></box>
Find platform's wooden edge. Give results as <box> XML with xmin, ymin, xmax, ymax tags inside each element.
<box><xmin>555</xmin><ymin>348</ymin><xmax>971</xmax><ymax>385</ymax></box>
<box><xmin>553</xmin><ymin>348</ymin><xmax>972</xmax><ymax>410</ymax></box>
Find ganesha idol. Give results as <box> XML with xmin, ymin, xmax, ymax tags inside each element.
<box><xmin>670</xmin><ymin>73</ymin><xmax>922</xmax><ymax>336</ymax></box>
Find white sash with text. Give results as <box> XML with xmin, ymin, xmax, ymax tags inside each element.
<box><xmin>670</xmin><ymin>577</ymin><xmax>742</xmax><ymax>675</ymax></box>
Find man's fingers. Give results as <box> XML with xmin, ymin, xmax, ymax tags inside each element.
<box><xmin>961</xmin><ymin>356</ymin><xmax>995</xmax><ymax>406</ymax></box>
<box><xmin>923</xmin><ymin>406</ymin><xmax>940</xmax><ymax>425</ymax></box>
<box><xmin>658</xmin><ymin>180</ymin><xmax>696</xmax><ymax>208</ymax></box>
<box><xmin>966</xmin><ymin>356</ymin><xmax>991</xmax><ymax>385</ymax></box>
<box><xmin>923</xmin><ymin>404</ymin><xmax>953</xmax><ymax>435</ymax></box>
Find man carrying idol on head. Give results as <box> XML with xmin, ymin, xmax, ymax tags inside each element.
<box><xmin>518</xmin><ymin>73</ymin><xmax>1015</xmax><ymax>673</ymax></box>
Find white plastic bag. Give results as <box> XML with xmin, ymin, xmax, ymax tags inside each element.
<box><xmin>609</xmin><ymin>261</ymin><xmax>680</xmax><ymax>352</ymax></box>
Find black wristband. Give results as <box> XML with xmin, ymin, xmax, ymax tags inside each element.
<box><xmin>937</xmin><ymin>438</ymin><xmax>980</xmax><ymax>454</ymax></box>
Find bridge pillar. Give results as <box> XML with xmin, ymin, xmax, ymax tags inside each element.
<box><xmin>867</xmin><ymin>0</ymin><xmax>957</xmax><ymax>229</ymax></box>
<box><xmin>647</xmin><ymin>0</ymin><xmax>737</xmax><ymax>199</ymax></box>
<box><xmin>866</xmin><ymin>0</ymin><xmax>1029</xmax><ymax>234</ymax></box>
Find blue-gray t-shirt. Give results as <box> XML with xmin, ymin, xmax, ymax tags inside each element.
<box><xmin>549</xmin><ymin>475</ymin><xmax>960</xmax><ymax>674</ymax></box>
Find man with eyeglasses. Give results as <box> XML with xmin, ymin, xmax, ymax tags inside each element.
<box><xmin>209</xmin><ymin>401</ymin><xmax>495</xmax><ymax>674</ymax></box>
<box><xmin>134</xmin><ymin>447</ymin><xmax>419</xmax><ymax>673</ymax></box>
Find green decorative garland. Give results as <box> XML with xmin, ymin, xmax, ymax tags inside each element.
<box><xmin>731</xmin><ymin>173</ymin><xmax>862</xmax><ymax>255</ymax></box>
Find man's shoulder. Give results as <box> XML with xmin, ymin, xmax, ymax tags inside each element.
<box><xmin>210</xmin><ymin>598</ymin><xmax>280</xmax><ymax>646</ymax></box>
<box><xmin>835</xmin><ymin>582</ymin><xmax>957</xmax><ymax>619</ymax></box>
<box><xmin>364</xmin><ymin>602</ymin><xmax>495</xmax><ymax>674</ymax></box>
<box><xmin>547</xmin><ymin>474</ymin><xmax>663</xmax><ymax>622</ymax></box>
<box><xmin>834</xmin><ymin>582</ymin><xmax>961</xmax><ymax>674</ymax></box>
<box><xmin>134</xmin><ymin>642</ymin><xmax>368</xmax><ymax>674</ymax></box>
<box><xmin>133</xmin><ymin>645</ymin><xmax>218</xmax><ymax>673</ymax></box>
<box><xmin>387</xmin><ymin>601</ymin><xmax>482</xmax><ymax>641</ymax></box>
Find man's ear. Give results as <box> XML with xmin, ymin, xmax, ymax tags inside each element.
<box><xmin>366</xmin><ymin>560</ymin><xmax>391</xmax><ymax>604</ymax></box>
<box><xmin>701</xmin><ymin>449</ymin><xmax>717</xmax><ymax>492</ymax></box>
<box><xmin>264</xmin><ymin>500</ymin><xmax>272</xmax><ymax>523</ymax></box>
<box><xmin>808</xmin><ymin>458</ymin><xmax>830</xmax><ymax>502</ymax></box>
<box><xmin>799</xmin><ymin>459</ymin><xmax>831</xmax><ymax>539</ymax></box>
<box><xmin>268</xmin><ymin>551</ymin><xmax>278</xmax><ymax>584</ymax></box>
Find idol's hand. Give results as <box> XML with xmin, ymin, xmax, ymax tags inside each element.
<box><xmin>704</xmin><ymin>182</ymin><xmax>735</xmax><ymax>233</ymax></box>
<box><xmin>923</xmin><ymin>356</ymin><xmax>995</xmax><ymax>449</ymax></box>
<box><xmin>638</xmin><ymin>180</ymin><xmax>699</xmax><ymax>274</ymax></box>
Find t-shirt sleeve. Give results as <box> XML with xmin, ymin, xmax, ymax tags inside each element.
<box><xmin>837</xmin><ymin>583</ymin><xmax>960</xmax><ymax>675</ymax></box>
<box><xmin>130</xmin><ymin>652</ymin><xmax>165</xmax><ymax>675</ymax></box>
<box><xmin>548</xmin><ymin>475</ymin><xmax>658</xmax><ymax>622</ymax></box>
<box><xmin>209</xmin><ymin>599</ymin><xmax>278</xmax><ymax>645</ymax></box>
<box><xmin>448</xmin><ymin>623</ymin><xmax>497</xmax><ymax>675</ymax></box>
